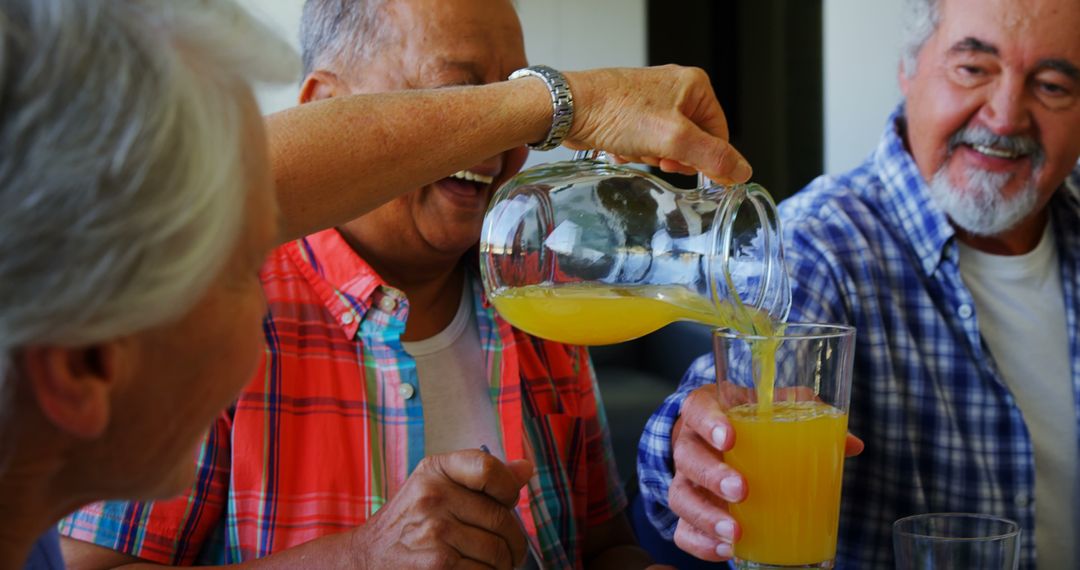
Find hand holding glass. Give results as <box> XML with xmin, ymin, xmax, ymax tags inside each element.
<box><xmin>714</xmin><ymin>323</ymin><xmax>855</xmax><ymax>569</ymax></box>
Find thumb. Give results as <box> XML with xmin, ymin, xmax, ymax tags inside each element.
<box><xmin>845</xmin><ymin>434</ymin><xmax>865</xmax><ymax>457</ymax></box>
<box><xmin>507</xmin><ymin>459</ymin><xmax>534</xmax><ymax>488</ymax></box>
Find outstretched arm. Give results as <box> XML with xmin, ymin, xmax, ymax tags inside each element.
<box><xmin>270</xmin><ymin>65</ymin><xmax>753</xmax><ymax>242</ymax></box>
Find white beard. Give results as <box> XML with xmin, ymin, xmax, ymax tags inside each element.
<box><xmin>926</xmin><ymin>165</ymin><xmax>1040</xmax><ymax>236</ymax></box>
<box><xmin>924</xmin><ymin>123</ymin><xmax>1046</xmax><ymax>237</ymax></box>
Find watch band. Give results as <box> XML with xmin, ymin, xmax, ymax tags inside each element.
<box><xmin>508</xmin><ymin>65</ymin><xmax>574</xmax><ymax>151</ymax></box>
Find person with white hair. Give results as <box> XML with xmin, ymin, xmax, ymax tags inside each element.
<box><xmin>637</xmin><ymin>0</ymin><xmax>1080</xmax><ymax>567</ymax></box>
<box><xmin>55</xmin><ymin>0</ymin><xmax>755</xmax><ymax>567</ymax></box>
<box><xmin>0</xmin><ymin>0</ymin><xmax>754</xmax><ymax>568</ymax></box>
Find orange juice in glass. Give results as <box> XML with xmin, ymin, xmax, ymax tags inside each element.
<box><xmin>714</xmin><ymin>323</ymin><xmax>855</xmax><ymax>569</ymax></box>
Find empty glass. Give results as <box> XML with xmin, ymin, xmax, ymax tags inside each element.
<box><xmin>893</xmin><ymin>513</ymin><xmax>1021</xmax><ymax>570</ymax></box>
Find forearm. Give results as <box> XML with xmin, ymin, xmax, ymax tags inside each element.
<box><xmin>269</xmin><ymin>78</ymin><xmax>550</xmax><ymax>242</ymax></box>
<box><xmin>64</xmin><ymin>531</ymin><xmax>358</xmax><ymax>570</ymax></box>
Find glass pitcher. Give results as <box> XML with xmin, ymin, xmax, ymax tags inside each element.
<box><xmin>479</xmin><ymin>151</ymin><xmax>791</xmax><ymax>345</ymax></box>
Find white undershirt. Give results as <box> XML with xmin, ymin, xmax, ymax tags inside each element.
<box><xmin>402</xmin><ymin>282</ymin><xmax>503</xmax><ymax>458</ymax></box>
<box><xmin>958</xmin><ymin>223</ymin><xmax>1077</xmax><ymax>569</ymax></box>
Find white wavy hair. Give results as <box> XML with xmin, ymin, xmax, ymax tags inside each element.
<box><xmin>901</xmin><ymin>0</ymin><xmax>941</xmax><ymax>77</ymax></box>
<box><xmin>0</xmin><ymin>1</ymin><xmax>298</xmax><ymax>382</ymax></box>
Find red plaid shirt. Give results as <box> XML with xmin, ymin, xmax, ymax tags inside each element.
<box><xmin>60</xmin><ymin>228</ymin><xmax>626</xmax><ymax>568</ymax></box>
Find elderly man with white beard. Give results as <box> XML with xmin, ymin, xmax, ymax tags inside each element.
<box><xmin>636</xmin><ymin>0</ymin><xmax>1080</xmax><ymax>568</ymax></box>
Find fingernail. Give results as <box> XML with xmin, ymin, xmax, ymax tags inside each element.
<box><xmin>716</xmin><ymin>542</ymin><xmax>733</xmax><ymax>559</ymax></box>
<box><xmin>732</xmin><ymin>156</ymin><xmax>752</xmax><ymax>182</ymax></box>
<box><xmin>711</xmin><ymin>425</ymin><xmax>727</xmax><ymax>448</ymax></box>
<box><xmin>720</xmin><ymin>476</ymin><xmax>743</xmax><ymax>500</ymax></box>
<box><xmin>715</xmin><ymin>519</ymin><xmax>735</xmax><ymax>539</ymax></box>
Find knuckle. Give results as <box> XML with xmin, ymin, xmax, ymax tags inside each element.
<box><xmin>657</xmin><ymin>120</ymin><xmax>686</xmax><ymax>151</ymax></box>
<box><xmin>429</xmin><ymin>545</ymin><xmax>458</xmax><ymax>569</ymax></box>
<box><xmin>476</xmin><ymin>451</ymin><xmax>501</xmax><ymax>475</ymax></box>
<box><xmin>673</xmin><ymin>522</ymin><xmax>712</xmax><ymax>560</ymax></box>
<box><xmin>416</xmin><ymin>455</ymin><xmax>438</xmax><ymax>474</ymax></box>
<box><xmin>671</xmin><ymin>433</ymin><xmax>703</xmax><ymax>472</ymax></box>
<box><xmin>667</xmin><ymin>476</ymin><xmax>692</xmax><ymax>515</ymax></box>
<box><xmin>488</xmin><ymin>534</ymin><xmax>513</xmax><ymax>569</ymax></box>
<box><xmin>414</xmin><ymin>487</ymin><xmax>445</xmax><ymax>513</ymax></box>
<box><xmin>490</xmin><ymin>504</ymin><xmax>516</xmax><ymax>530</ymax></box>
<box><xmin>684</xmin><ymin>66</ymin><xmax>708</xmax><ymax>83</ymax></box>
<box><xmin>684</xmin><ymin>387</ymin><xmax>713</xmax><ymax>419</ymax></box>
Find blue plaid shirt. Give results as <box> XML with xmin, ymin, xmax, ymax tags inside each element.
<box><xmin>637</xmin><ymin>105</ymin><xmax>1080</xmax><ymax>569</ymax></box>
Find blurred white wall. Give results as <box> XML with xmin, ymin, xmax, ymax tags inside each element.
<box><xmin>822</xmin><ymin>0</ymin><xmax>906</xmax><ymax>173</ymax></box>
<box><xmin>238</xmin><ymin>1</ymin><xmax>906</xmax><ymax>175</ymax></box>
<box><xmin>235</xmin><ymin>0</ymin><xmax>645</xmax><ymax>166</ymax></box>
<box><xmin>236</xmin><ymin>0</ymin><xmax>304</xmax><ymax>113</ymax></box>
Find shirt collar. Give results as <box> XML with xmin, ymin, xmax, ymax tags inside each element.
<box><xmin>284</xmin><ymin>228</ymin><xmax>394</xmax><ymax>338</ymax></box>
<box><xmin>871</xmin><ymin>104</ymin><xmax>957</xmax><ymax>275</ymax></box>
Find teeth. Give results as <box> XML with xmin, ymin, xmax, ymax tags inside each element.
<box><xmin>973</xmin><ymin>144</ymin><xmax>1019</xmax><ymax>159</ymax></box>
<box><xmin>450</xmin><ymin>170</ymin><xmax>494</xmax><ymax>185</ymax></box>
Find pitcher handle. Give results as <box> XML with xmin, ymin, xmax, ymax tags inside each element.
<box><xmin>572</xmin><ymin>149</ymin><xmax>608</xmax><ymax>161</ymax></box>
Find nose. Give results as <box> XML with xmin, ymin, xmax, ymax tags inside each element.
<box><xmin>978</xmin><ymin>74</ymin><xmax>1033</xmax><ymax>136</ymax></box>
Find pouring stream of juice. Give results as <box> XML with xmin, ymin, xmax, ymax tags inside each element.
<box><xmin>491</xmin><ymin>283</ymin><xmax>854</xmax><ymax>564</ymax></box>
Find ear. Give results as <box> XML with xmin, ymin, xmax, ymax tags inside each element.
<box><xmin>898</xmin><ymin>59</ymin><xmax>912</xmax><ymax>97</ymax></box>
<box><xmin>16</xmin><ymin>341</ymin><xmax>126</xmax><ymax>439</ymax></box>
<box><xmin>299</xmin><ymin>70</ymin><xmax>349</xmax><ymax>104</ymax></box>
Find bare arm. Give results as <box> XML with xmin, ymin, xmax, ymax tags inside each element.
<box><xmin>62</xmin><ymin>534</ymin><xmax>360</xmax><ymax>570</ymax></box>
<box><xmin>271</xmin><ymin>65</ymin><xmax>753</xmax><ymax>242</ymax></box>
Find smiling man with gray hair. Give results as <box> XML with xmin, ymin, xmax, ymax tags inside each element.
<box><xmin>0</xmin><ymin>0</ymin><xmax>766</xmax><ymax>566</ymax></box>
<box><xmin>54</xmin><ymin>0</ymin><xmax>759</xmax><ymax>568</ymax></box>
<box><xmin>638</xmin><ymin>0</ymin><xmax>1080</xmax><ymax>567</ymax></box>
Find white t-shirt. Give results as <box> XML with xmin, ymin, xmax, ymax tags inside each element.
<box><xmin>402</xmin><ymin>282</ymin><xmax>503</xmax><ymax>458</ymax></box>
<box><xmin>958</xmin><ymin>223</ymin><xmax>1077</xmax><ymax>569</ymax></box>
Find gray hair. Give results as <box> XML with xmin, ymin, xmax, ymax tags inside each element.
<box><xmin>901</xmin><ymin>0</ymin><xmax>941</xmax><ymax>77</ymax></box>
<box><xmin>0</xmin><ymin>1</ymin><xmax>299</xmax><ymax>380</ymax></box>
<box><xmin>299</xmin><ymin>0</ymin><xmax>393</xmax><ymax>78</ymax></box>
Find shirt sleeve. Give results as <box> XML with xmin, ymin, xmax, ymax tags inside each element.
<box><xmin>579</xmin><ymin>348</ymin><xmax>630</xmax><ymax>526</ymax></box>
<box><xmin>635</xmin><ymin>353</ymin><xmax>716</xmax><ymax>539</ymax></box>
<box><xmin>57</xmin><ymin>409</ymin><xmax>233</xmax><ymax>565</ymax></box>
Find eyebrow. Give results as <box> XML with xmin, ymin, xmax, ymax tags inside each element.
<box><xmin>949</xmin><ymin>36</ymin><xmax>999</xmax><ymax>56</ymax></box>
<box><xmin>947</xmin><ymin>37</ymin><xmax>1080</xmax><ymax>81</ymax></box>
<box><xmin>1038</xmin><ymin>58</ymin><xmax>1080</xmax><ymax>81</ymax></box>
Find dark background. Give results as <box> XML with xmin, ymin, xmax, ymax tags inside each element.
<box><xmin>596</xmin><ymin>0</ymin><xmax>825</xmax><ymax>483</ymax></box>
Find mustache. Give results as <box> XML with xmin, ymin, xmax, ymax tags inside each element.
<box><xmin>947</xmin><ymin>124</ymin><xmax>1044</xmax><ymax>164</ymax></box>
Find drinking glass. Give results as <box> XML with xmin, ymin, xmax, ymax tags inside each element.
<box><xmin>713</xmin><ymin>323</ymin><xmax>856</xmax><ymax>569</ymax></box>
<box><xmin>893</xmin><ymin>513</ymin><xmax>1021</xmax><ymax>570</ymax></box>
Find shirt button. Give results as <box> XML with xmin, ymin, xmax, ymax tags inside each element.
<box><xmin>379</xmin><ymin>296</ymin><xmax>397</xmax><ymax>313</ymax></box>
<box><xmin>958</xmin><ymin>304</ymin><xmax>974</xmax><ymax>319</ymax></box>
<box><xmin>398</xmin><ymin>383</ymin><xmax>415</xmax><ymax>400</ymax></box>
<box><xmin>1015</xmin><ymin>492</ymin><xmax>1032</xmax><ymax>507</ymax></box>
<box><xmin>341</xmin><ymin>312</ymin><xmax>355</xmax><ymax>325</ymax></box>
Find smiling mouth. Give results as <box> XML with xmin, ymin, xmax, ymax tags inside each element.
<box><xmin>971</xmin><ymin>143</ymin><xmax>1024</xmax><ymax>160</ymax></box>
<box><xmin>449</xmin><ymin>169</ymin><xmax>495</xmax><ymax>185</ymax></box>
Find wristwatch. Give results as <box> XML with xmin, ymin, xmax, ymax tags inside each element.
<box><xmin>508</xmin><ymin>65</ymin><xmax>574</xmax><ymax>151</ymax></box>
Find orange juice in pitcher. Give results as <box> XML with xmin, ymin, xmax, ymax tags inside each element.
<box><xmin>480</xmin><ymin>152</ymin><xmax>789</xmax><ymax>345</ymax></box>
